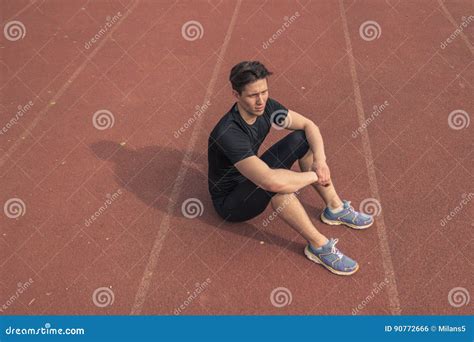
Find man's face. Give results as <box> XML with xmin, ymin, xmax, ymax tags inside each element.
<box><xmin>234</xmin><ymin>78</ymin><xmax>269</xmax><ymax>116</ymax></box>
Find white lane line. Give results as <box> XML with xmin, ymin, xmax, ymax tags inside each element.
<box><xmin>338</xmin><ymin>0</ymin><xmax>402</xmax><ymax>315</ymax></box>
<box><xmin>130</xmin><ymin>1</ymin><xmax>242</xmax><ymax>315</ymax></box>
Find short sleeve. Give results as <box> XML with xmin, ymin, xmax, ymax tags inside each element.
<box><xmin>264</xmin><ymin>98</ymin><xmax>289</xmax><ymax>128</ymax></box>
<box><xmin>216</xmin><ymin>127</ymin><xmax>255</xmax><ymax>165</ymax></box>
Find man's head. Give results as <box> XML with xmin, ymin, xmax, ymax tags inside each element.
<box><xmin>229</xmin><ymin>61</ymin><xmax>273</xmax><ymax>116</ymax></box>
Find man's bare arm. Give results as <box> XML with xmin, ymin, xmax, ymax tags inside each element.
<box><xmin>235</xmin><ymin>156</ymin><xmax>318</xmax><ymax>193</ymax></box>
<box><xmin>285</xmin><ymin>109</ymin><xmax>326</xmax><ymax>164</ymax></box>
<box><xmin>284</xmin><ymin>109</ymin><xmax>331</xmax><ymax>185</ymax></box>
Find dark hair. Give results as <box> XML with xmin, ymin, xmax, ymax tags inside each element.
<box><xmin>229</xmin><ymin>61</ymin><xmax>273</xmax><ymax>94</ymax></box>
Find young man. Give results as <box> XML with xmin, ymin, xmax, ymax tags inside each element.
<box><xmin>207</xmin><ymin>61</ymin><xmax>373</xmax><ymax>276</ymax></box>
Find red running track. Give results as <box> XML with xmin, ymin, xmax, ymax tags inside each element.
<box><xmin>0</xmin><ymin>0</ymin><xmax>472</xmax><ymax>315</ymax></box>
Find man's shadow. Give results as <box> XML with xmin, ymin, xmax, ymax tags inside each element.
<box><xmin>90</xmin><ymin>141</ymin><xmax>323</xmax><ymax>256</ymax></box>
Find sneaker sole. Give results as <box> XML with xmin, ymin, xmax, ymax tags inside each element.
<box><xmin>320</xmin><ymin>213</ymin><xmax>373</xmax><ymax>230</ymax></box>
<box><xmin>304</xmin><ymin>246</ymin><xmax>359</xmax><ymax>276</ymax></box>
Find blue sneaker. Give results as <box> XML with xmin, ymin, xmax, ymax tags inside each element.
<box><xmin>304</xmin><ymin>238</ymin><xmax>359</xmax><ymax>275</ymax></box>
<box><xmin>321</xmin><ymin>200</ymin><xmax>373</xmax><ymax>229</ymax></box>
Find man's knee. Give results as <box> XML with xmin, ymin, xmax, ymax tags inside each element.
<box><xmin>287</xmin><ymin>130</ymin><xmax>309</xmax><ymax>159</ymax></box>
<box><xmin>288</xmin><ymin>130</ymin><xmax>307</xmax><ymax>145</ymax></box>
<box><xmin>270</xmin><ymin>191</ymin><xmax>300</xmax><ymax>207</ymax></box>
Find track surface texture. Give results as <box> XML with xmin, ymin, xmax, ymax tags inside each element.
<box><xmin>0</xmin><ymin>0</ymin><xmax>472</xmax><ymax>315</ymax></box>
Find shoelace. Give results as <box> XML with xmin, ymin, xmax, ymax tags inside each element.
<box><xmin>346</xmin><ymin>201</ymin><xmax>357</xmax><ymax>214</ymax></box>
<box><xmin>331</xmin><ymin>238</ymin><xmax>344</xmax><ymax>260</ymax></box>
<box><xmin>346</xmin><ymin>201</ymin><xmax>353</xmax><ymax>210</ymax></box>
<box><xmin>347</xmin><ymin>200</ymin><xmax>371</xmax><ymax>219</ymax></box>
<box><xmin>346</xmin><ymin>201</ymin><xmax>364</xmax><ymax>221</ymax></box>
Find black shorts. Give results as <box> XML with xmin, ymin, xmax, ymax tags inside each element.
<box><xmin>212</xmin><ymin>130</ymin><xmax>309</xmax><ymax>222</ymax></box>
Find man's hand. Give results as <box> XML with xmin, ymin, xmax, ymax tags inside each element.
<box><xmin>312</xmin><ymin>160</ymin><xmax>331</xmax><ymax>187</ymax></box>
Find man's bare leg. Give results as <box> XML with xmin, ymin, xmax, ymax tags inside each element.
<box><xmin>298</xmin><ymin>149</ymin><xmax>343</xmax><ymax>210</ymax></box>
<box><xmin>270</xmin><ymin>192</ymin><xmax>328</xmax><ymax>248</ymax></box>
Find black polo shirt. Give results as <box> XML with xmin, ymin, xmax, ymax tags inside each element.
<box><xmin>207</xmin><ymin>98</ymin><xmax>288</xmax><ymax>202</ymax></box>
